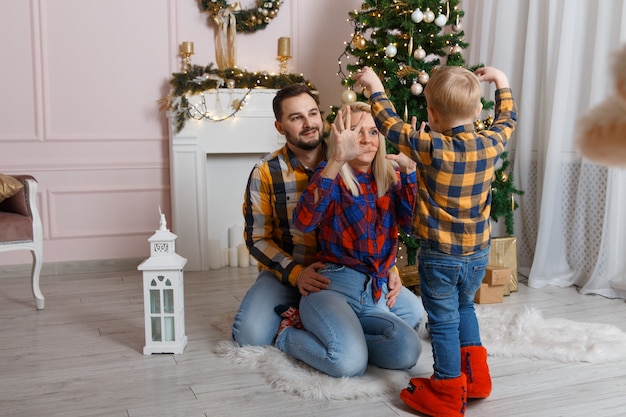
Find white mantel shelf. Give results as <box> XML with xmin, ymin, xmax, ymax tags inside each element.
<box><xmin>169</xmin><ymin>88</ymin><xmax>283</xmax><ymax>271</ymax></box>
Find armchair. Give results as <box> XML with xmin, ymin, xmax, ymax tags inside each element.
<box><xmin>0</xmin><ymin>174</ymin><xmax>44</xmax><ymax>309</ymax></box>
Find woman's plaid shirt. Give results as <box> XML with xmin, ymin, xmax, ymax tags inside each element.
<box><xmin>293</xmin><ymin>162</ymin><xmax>417</xmax><ymax>301</ymax></box>
<box><xmin>370</xmin><ymin>88</ymin><xmax>517</xmax><ymax>255</ymax></box>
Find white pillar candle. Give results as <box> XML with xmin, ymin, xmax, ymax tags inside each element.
<box><xmin>228</xmin><ymin>224</ymin><xmax>244</xmax><ymax>249</ymax></box>
<box><xmin>222</xmin><ymin>248</ymin><xmax>229</xmax><ymax>267</ymax></box>
<box><xmin>237</xmin><ymin>243</ymin><xmax>250</xmax><ymax>268</ymax></box>
<box><xmin>208</xmin><ymin>239</ymin><xmax>222</xmax><ymax>270</ymax></box>
<box><xmin>228</xmin><ymin>247</ymin><xmax>238</xmax><ymax>267</ymax></box>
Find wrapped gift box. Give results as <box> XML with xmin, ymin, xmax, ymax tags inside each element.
<box><xmin>489</xmin><ymin>236</ymin><xmax>518</xmax><ymax>294</ymax></box>
<box><xmin>474</xmin><ymin>282</ymin><xmax>504</xmax><ymax>304</ymax></box>
<box><xmin>484</xmin><ymin>266</ymin><xmax>511</xmax><ymax>286</ymax></box>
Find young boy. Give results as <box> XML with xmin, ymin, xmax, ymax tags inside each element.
<box><xmin>354</xmin><ymin>65</ymin><xmax>517</xmax><ymax>417</ymax></box>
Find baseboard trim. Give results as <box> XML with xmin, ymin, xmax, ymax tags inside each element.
<box><xmin>0</xmin><ymin>258</ymin><xmax>144</xmax><ymax>279</ymax></box>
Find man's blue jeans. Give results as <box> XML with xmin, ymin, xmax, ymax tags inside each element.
<box><xmin>274</xmin><ymin>264</ymin><xmax>424</xmax><ymax>377</ymax></box>
<box><xmin>232</xmin><ymin>270</ymin><xmax>301</xmax><ymax>346</ymax></box>
<box><xmin>418</xmin><ymin>243</ymin><xmax>489</xmax><ymax>380</ymax></box>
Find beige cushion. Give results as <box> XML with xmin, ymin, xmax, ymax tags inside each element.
<box><xmin>0</xmin><ymin>174</ymin><xmax>24</xmax><ymax>203</ymax></box>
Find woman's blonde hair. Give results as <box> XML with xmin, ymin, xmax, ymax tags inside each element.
<box><xmin>425</xmin><ymin>66</ymin><xmax>482</xmax><ymax>120</ymax></box>
<box><xmin>330</xmin><ymin>101</ymin><xmax>397</xmax><ymax>197</ymax></box>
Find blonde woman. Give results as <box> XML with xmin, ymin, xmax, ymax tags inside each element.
<box><xmin>274</xmin><ymin>101</ymin><xmax>424</xmax><ymax>378</ymax></box>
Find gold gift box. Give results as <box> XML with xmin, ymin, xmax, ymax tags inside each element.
<box><xmin>399</xmin><ymin>265</ymin><xmax>420</xmax><ymax>295</ymax></box>
<box><xmin>488</xmin><ymin>237</ymin><xmax>518</xmax><ymax>294</ymax></box>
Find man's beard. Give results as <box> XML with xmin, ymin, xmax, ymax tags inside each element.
<box><xmin>285</xmin><ymin>128</ymin><xmax>322</xmax><ymax>151</ymax></box>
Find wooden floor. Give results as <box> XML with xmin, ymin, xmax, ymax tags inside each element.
<box><xmin>1</xmin><ymin>265</ymin><xmax>626</xmax><ymax>417</ymax></box>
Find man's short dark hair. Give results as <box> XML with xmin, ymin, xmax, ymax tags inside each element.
<box><xmin>272</xmin><ymin>84</ymin><xmax>319</xmax><ymax>121</ymax></box>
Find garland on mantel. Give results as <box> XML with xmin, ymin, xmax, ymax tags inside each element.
<box><xmin>159</xmin><ymin>63</ymin><xmax>316</xmax><ymax>133</ymax></box>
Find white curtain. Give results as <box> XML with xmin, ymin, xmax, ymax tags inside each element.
<box><xmin>463</xmin><ymin>0</ymin><xmax>626</xmax><ymax>299</ymax></box>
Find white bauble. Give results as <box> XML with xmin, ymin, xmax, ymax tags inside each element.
<box><xmin>410</xmin><ymin>82</ymin><xmax>423</xmax><ymax>96</ymax></box>
<box><xmin>411</xmin><ymin>8</ymin><xmax>423</xmax><ymax>23</ymax></box>
<box><xmin>385</xmin><ymin>43</ymin><xmax>398</xmax><ymax>58</ymax></box>
<box><xmin>435</xmin><ymin>14</ymin><xmax>448</xmax><ymax>27</ymax></box>
<box><xmin>418</xmin><ymin>71</ymin><xmax>430</xmax><ymax>84</ymax></box>
<box><xmin>452</xmin><ymin>22</ymin><xmax>462</xmax><ymax>33</ymax></box>
<box><xmin>423</xmin><ymin>8</ymin><xmax>435</xmax><ymax>23</ymax></box>
<box><xmin>413</xmin><ymin>46</ymin><xmax>426</xmax><ymax>60</ymax></box>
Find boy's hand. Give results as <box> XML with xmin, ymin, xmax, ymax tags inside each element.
<box><xmin>386</xmin><ymin>152</ymin><xmax>416</xmax><ymax>175</ymax></box>
<box><xmin>353</xmin><ymin>66</ymin><xmax>385</xmax><ymax>95</ymax></box>
<box><xmin>475</xmin><ymin>66</ymin><xmax>510</xmax><ymax>89</ymax></box>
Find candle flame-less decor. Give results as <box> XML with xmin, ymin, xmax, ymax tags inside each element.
<box><xmin>138</xmin><ymin>207</ymin><xmax>188</xmax><ymax>354</ymax></box>
<box><xmin>180</xmin><ymin>41</ymin><xmax>194</xmax><ymax>73</ymax></box>
<box><xmin>277</xmin><ymin>36</ymin><xmax>291</xmax><ymax>74</ymax></box>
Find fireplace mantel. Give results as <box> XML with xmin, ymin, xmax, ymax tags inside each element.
<box><xmin>169</xmin><ymin>88</ymin><xmax>283</xmax><ymax>270</ymax></box>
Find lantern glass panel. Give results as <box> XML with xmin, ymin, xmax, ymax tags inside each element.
<box><xmin>163</xmin><ymin>289</ymin><xmax>174</xmax><ymax>313</ymax></box>
<box><xmin>150</xmin><ymin>289</ymin><xmax>161</xmax><ymax>314</ymax></box>
<box><xmin>164</xmin><ymin>317</ymin><xmax>175</xmax><ymax>341</ymax></box>
<box><xmin>151</xmin><ymin>317</ymin><xmax>162</xmax><ymax>341</ymax></box>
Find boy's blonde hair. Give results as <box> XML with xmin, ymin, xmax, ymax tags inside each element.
<box><xmin>330</xmin><ymin>101</ymin><xmax>398</xmax><ymax>197</ymax></box>
<box><xmin>425</xmin><ymin>66</ymin><xmax>482</xmax><ymax>120</ymax></box>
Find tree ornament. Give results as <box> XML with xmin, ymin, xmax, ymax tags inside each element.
<box><xmin>410</xmin><ymin>82</ymin><xmax>423</xmax><ymax>96</ymax></box>
<box><xmin>341</xmin><ymin>89</ymin><xmax>357</xmax><ymax>104</ymax></box>
<box><xmin>356</xmin><ymin>36</ymin><xmax>367</xmax><ymax>50</ymax></box>
<box><xmin>352</xmin><ymin>34</ymin><xmax>367</xmax><ymax>50</ymax></box>
<box><xmin>411</xmin><ymin>8</ymin><xmax>424</xmax><ymax>23</ymax></box>
<box><xmin>417</xmin><ymin>71</ymin><xmax>430</xmax><ymax>84</ymax></box>
<box><xmin>423</xmin><ymin>8</ymin><xmax>435</xmax><ymax>23</ymax></box>
<box><xmin>435</xmin><ymin>13</ymin><xmax>448</xmax><ymax>27</ymax></box>
<box><xmin>452</xmin><ymin>15</ymin><xmax>462</xmax><ymax>33</ymax></box>
<box><xmin>413</xmin><ymin>46</ymin><xmax>426</xmax><ymax>60</ymax></box>
<box><xmin>385</xmin><ymin>43</ymin><xmax>398</xmax><ymax>58</ymax></box>
<box><xmin>450</xmin><ymin>44</ymin><xmax>463</xmax><ymax>54</ymax></box>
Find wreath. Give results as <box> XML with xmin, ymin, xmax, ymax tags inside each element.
<box><xmin>199</xmin><ymin>0</ymin><xmax>283</xmax><ymax>33</ymax></box>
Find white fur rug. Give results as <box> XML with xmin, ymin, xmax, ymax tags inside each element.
<box><xmin>211</xmin><ymin>306</ymin><xmax>626</xmax><ymax>401</ymax></box>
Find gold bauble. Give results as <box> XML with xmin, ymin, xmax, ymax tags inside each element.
<box><xmin>501</xmin><ymin>173</ymin><xmax>509</xmax><ymax>182</ymax></box>
<box><xmin>341</xmin><ymin>89</ymin><xmax>357</xmax><ymax>104</ymax></box>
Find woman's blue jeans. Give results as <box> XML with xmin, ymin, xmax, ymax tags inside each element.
<box><xmin>418</xmin><ymin>243</ymin><xmax>489</xmax><ymax>380</ymax></box>
<box><xmin>274</xmin><ymin>264</ymin><xmax>424</xmax><ymax>378</ymax></box>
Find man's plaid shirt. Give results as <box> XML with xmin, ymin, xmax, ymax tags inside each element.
<box><xmin>370</xmin><ymin>88</ymin><xmax>517</xmax><ymax>255</ymax></box>
<box><xmin>242</xmin><ymin>145</ymin><xmax>319</xmax><ymax>286</ymax></box>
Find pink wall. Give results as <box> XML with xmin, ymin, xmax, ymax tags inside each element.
<box><xmin>0</xmin><ymin>0</ymin><xmax>360</xmax><ymax>266</ymax></box>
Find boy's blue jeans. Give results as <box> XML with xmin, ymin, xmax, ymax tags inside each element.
<box><xmin>418</xmin><ymin>242</ymin><xmax>489</xmax><ymax>380</ymax></box>
<box><xmin>274</xmin><ymin>264</ymin><xmax>424</xmax><ymax>377</ymax></box>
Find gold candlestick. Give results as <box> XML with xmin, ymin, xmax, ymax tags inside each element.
<box><xmin>180</xmin><ymin>41</ymin><xmax>194</xmax><ymax>73</ymax></box>
<box><xmin>277</xmin><ymin>37</ymin><xmax>291</xmax><ymax>74</ymax></box>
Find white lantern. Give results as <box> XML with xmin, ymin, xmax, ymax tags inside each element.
<box><xmin>139</xmin><ymin>209</ymin><xmax>188</xmax><ymax>355</ymax></box>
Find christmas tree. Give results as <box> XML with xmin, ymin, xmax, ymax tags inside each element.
<box><xmin>335</xmin><ymin>0</ymin><xmax>472</xmax><ymax>124</ymax></box>
<box><xmin>331</xmin><ymin>0</ymin><xmax>522</xmax><ymax>265</ymax></box>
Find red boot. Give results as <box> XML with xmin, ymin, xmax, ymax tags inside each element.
<box><xmin>400</xmin><ymin>374</ymin><xmax>467</xmax><ymax>417</ymax></box>
<box><xmin>461</xmin><ymin>345</ymin><xmax>492</xmax><ymax>398</ymax></box>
